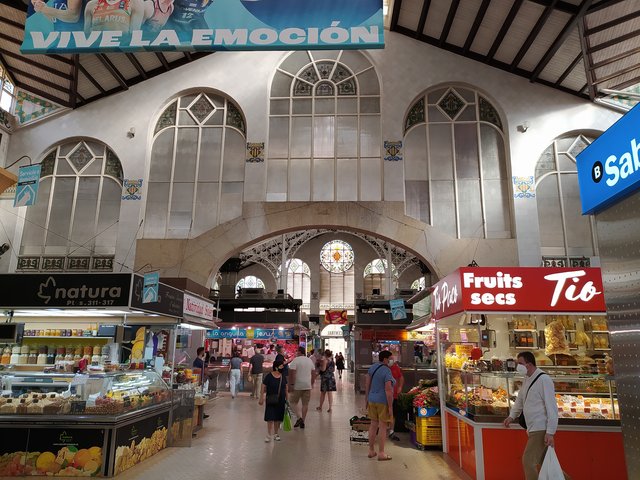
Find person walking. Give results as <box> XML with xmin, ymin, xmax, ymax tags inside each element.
<box><xmin>503</xmin><ymin>351</ymin><xmax>569</xmax><ymax>480</ymax></box>
<box><xmin>316</xmin><ymin>350</ymin><xmax>337</xmax><ymax>412</ymax></box>
<box><xmin>249</xmin><ymin>348</ymin><xmax>264</xmax><ymax>399</ymax></box>
<box><xmin>365</xmin><ymin>350</ymin><xmax>395</xmax><ymax>461</ymax></box>
<box><xmin>335</xmin><ymin>353</ymin><xmax>345</xmax><ymax>379</ymax></box>
<box><xmin>288</xmin><ymin>346</ymin><xmax>316</xmax><ymax>429</ymax></box>
<box><xmin>229</xmin><ymin>351</ymin><xmax>242</xmax><ymax>399</ymax></box>
<box><xmin>275</xmin><ymin>345</ymin><xmax>289</xmax><ymax>378</ymax></box>
<box><xmin>259</xmin><ymin>359</ymin><xmax>288</xmax><ymax>443</ymax></box>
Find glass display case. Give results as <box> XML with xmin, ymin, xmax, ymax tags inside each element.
<box><xmin>0</xmin><ymin>370</ymin><xmax>170</xmax><ymax>416</ymax></box>
<box><xmin>444</xmin><ymin>367</ymin><xmax>619</xmax><ymax>425</ymax></box>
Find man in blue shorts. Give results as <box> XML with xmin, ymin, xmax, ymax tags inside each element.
<box><xmin>364</xmin><ymin>350</ymin><xmax>395</xmax><ymax>461</ymax></box>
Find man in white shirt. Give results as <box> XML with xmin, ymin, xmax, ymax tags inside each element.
<box><xmin>503</xmin><ymin>351</ymin><xmax>569</xmax><ymax>480</ymax></box>
<box><xmin>288</xmin><ymin>347</ymin><xmax>317</xmax><ymax>429</ymax></box>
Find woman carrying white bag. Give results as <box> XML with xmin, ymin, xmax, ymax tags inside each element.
<box><xmin>503</xmin><ymin>352</ymin><xmax>570</xmax><ymax>480</ymax></box>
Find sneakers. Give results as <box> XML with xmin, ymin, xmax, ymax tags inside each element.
<box><xmin>264</xmin><ymin>436</ymin><xmax>271</xmax><ymax>443</ymax></box>
<box><xmin>273</xmin><ymin>434</ymin><xmax>281</xmax><ymax>441</ymax></box>
<box><xmin>299</xmin><ymin>421</ymin><xmax>305</xmax><ymax>429</ymax></box>
<box><xmin>294</xmin><ymin>418</ymin><xmax>302</xmax><ymax>428</ymax></box>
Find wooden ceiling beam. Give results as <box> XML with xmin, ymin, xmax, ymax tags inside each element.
<box><xmin>155</xmin><ymin>52</ymin><xmax>170</xmax><ymax>71</ymax></box>
<box><xmin>590</xmin><ymin>45</ymin><xmax>640</xmax><ymax>70</ymax></box>
<box><xmin>531</xmin><ymin>0</ymin><xmax>593</xmax><ymax>81</ymax></box>
<box><xmin>415</xmin><ymin>0</ymin><xmax>432</xmax><ymax>39</ymax></box>
<box><xmin>70</xmin><ymin>54</ymin><xmax>79</xmax><ymax>108</ymax></box>
<box><xmin>390</xmin><ymin>0</ymin><xmax>403</xmax><ymax>31</ymax></box>
<box><xmin>510</xmin><ymin>0</ymin><xmax>558</xmax><ymax>71</ymax></box>
<box><xmin>587</xmin><ymin>0</ymin><xmax>628</xmax><ymax>15</ymax></box>
<box><xmin>463</xmin><ymin>0</ymin><xmax>491</xmax><ymax>53</ymax></box>
<box><xmin>6</xmin><ymin>65</ymin><xmax>69</xmax><ymax>94</ymax></box>
<box><xmin>611</xmin><ymin>74</ymin><xmax>640</xmax><ymax>91</ymax></box>
<box><xmin>77</xmin><ymin>62</ymin><xmax>106</xmax><ymax>94</ymax></box>
<box><xmin>487</xmin><ymin>0</ymin><xmax>524</xmax><ymax>60</ymax></box>
<box><xmin>592</xmin><ymin>63</ymin><xmax>640</xmax><ymax>86</ymax></box>
<box><xmin>13</xmin><ymin>80</ymin><xmax>70</xmax><ymax>107</ymax></box>
<box><xmin>97</xmin><ymin>53</ymin><xmax>128</xmax><ymax>90</ymax></box>
<box><xmin>394</xmin><ymin>24</ymin><xmax>589</xmax><ymax>99</ymax></box>
<box><xmin>0</xmin><ymin>47</ymin><xmax>72</xmax><ymax>80</ymax></box>
<box><xmin>439</xmin><ymin>0</ymin><xmax>460</xmax><ymax>46</ymax></box>
<box><xmin>589</xmin><ymin>28</ymin><xmax>640</xmax><ymax>54</ymax></box>
<box><xmin>554</xmin><ymin>52</ymin><xmax>583</xmax><ymax>86</ymax></box>
<box><xmin>578</xmin><ymin>18</ymin><xmax>597</xmax><ymax>100</ymax></box>
<box><xmin>528</xmin><ymin>0</ymin><xmax>578</xmax><ymax>14</ymax></box>
<box><xmin>126</xmin><ymin>53</ymin><xmax>147</xmax><ymax>79</ymax></box>
<box><xmin>586</xmin><ymin>9</ymin><xmax>640</xmax><ymax>36</ymax></box>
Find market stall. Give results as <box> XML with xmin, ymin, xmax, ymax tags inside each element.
<box><xmin>429</xmin><ymin>266</ymin><xmax>626</xmax><ymax>480</ymax></box>
<box><xmin>0</xmin><ymin>273</ymin><xmax>206</xmax><ymax>476</ymax></box>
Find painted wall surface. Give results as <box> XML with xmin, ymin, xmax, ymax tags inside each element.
<box><xmin>1</xmin><ymin>32</ymin><xmax>621</xmax><ymax>279</ymax></box>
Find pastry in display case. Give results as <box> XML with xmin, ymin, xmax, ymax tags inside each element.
<box><xmin>0</xmin><ymin>370</ymin><xmax>170</xmax><ymax>416</ymax></box>
<box><xmin>444</xmin><ymin>366</ymin><xmax>619</xmax><ymax>424</ymax></box>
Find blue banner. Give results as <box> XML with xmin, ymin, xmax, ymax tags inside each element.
<box><xmin>389</xmin><ymin>298</ymin><xmax>407</xmax><ymax>321</ymax></box>
<box><xmin>21</xmin><ymin>0</ymin><xmax>383</xmax><ymax>54</ymax></box>
<box><xmin>206</xmin><ymin>328</ymin><xmax>293</xmax><ymax>339</ymax></box>
<box><xmin>14</xmin><ymin>164</ymin><xmax>42</xmax><ymax>207</ymax></box>
<box><xmin>577</xmin><ymin>104</ymin><xmax>640</xmax><ymax>214</ymax></box>
<box><xmin>142</xmin><ymin>272</ymin><xmax>159</xmax><ymax>304</ymax></box>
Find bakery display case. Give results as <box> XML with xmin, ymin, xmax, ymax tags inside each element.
<box><xmin>0</xmin><ymin>370</ymin><xmax>172</xmax><ymax>477</ymax></box>
<box><xmin>444</xmin><ymin>366</ymin><xmax>619</xmax><ymax>425</ymax></box>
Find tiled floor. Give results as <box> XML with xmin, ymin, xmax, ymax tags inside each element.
<box><xmin>112</xmin><ymin>375</ymin><xmax>468</xmax><ymax>480</ymax></box>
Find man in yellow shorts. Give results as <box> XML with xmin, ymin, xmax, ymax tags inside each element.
<box><xmin>364</xmin><ymin>350</ymin><xmax>395</xmax><ymax>461</ymax></box>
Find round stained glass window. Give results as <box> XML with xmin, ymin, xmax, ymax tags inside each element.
<box><xmin>320</xmin><ymin>240</ymin><xmax>354</xmax><ymax>273</ymax></box>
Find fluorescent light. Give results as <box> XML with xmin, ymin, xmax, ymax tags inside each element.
<box><xmin>278</xmin><ymin>327</ymin><xmax>284</xmax><ymax>331</ymax></box>
<box><xmin>179</xmin><ymin>323</ymin><xmax>207</xmax><ymax>331</ymax></box>
<box><xmin>383</xmin><ymin>5</ymin><xmax>388</xmax><ymax>15</ymax></box>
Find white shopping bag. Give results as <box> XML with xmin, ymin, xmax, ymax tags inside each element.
<box><xmin>539</xmin><ymin>447</ymin><xmax>564</xmax><ymax>480</ymax></box>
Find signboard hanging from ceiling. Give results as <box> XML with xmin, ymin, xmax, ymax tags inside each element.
<box><xmin>21</xmin><ymin>0</ymin><xmax>384</xmax><ymax>54</ymax></box>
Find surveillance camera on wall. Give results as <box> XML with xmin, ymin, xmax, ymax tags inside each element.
<box><xmin>0</xmin><ymin>243</ymin><xmax>9</xmax><ymax>257</ymax></box>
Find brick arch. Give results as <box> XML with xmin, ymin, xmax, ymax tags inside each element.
<box><xmin>134</xmin><ymin>201</ymin><xmax>517</xmax><ymax>287</ymax></box>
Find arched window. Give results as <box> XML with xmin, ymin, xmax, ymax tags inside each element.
<box><xmin>363</xmin><ymin>259</ymin><xmax>397</xmax><ymax>296</ymax></box>
<box><xmin>145</xmin><ymin>91</ymin><xmax>246</xmax><ymax>238</ymax></box>
<box><xmin>268</xmin><ymin>50</ymin><xmax>381</xmax><ymax>202</ymax></box>
<box><xmin>236</xmin><ymin>276</ymin><xmax>265</xmax><ymax>290</ymax></box>
<box><xmin>536</xmin><ymin>133</ymin><xmax>596</xmax><ymax>264</ymax></box>
<box><xmin>404</xmin><ymin>86</ymin><xmax>511</xmax><ymax>239</ymax></box>
<box><xmin>319</xmin><ymin>240</ymin><xmax>355</xmax><ymax>313</ymax></box>
<box><xmin>411</xmin><ymin>277</ymin><xmax>426</xmax><ymax>291</ymax></box>
<box><xmin>18</xmin><ymin>139</ymin><xmax>123</xmax><ymax>272</ymax></box>
<box><xmin>286</xmin><ymin>259</ymin><xmax>311</xmax><ymax>313</ymax></box>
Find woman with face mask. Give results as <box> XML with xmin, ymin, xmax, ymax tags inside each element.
<box><xmin>259</xmin><ymin>359</ymin><xmax>288</xmax><ymax>442</ymax></box>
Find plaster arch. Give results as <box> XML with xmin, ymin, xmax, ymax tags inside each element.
<box><xmin>134</xmin><ymin>201</ymin><xmax>518</xmax><ymax>287</ymax></box>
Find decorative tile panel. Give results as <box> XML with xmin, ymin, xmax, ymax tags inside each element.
<box><xmin>17</xmin><ymin>257</ymin><xmax>40</xmax><ymax>271</ymax></box>
<box><xmin>384</xmin><ymin>141</ymin><xmax>403</xmax><ymax>161</ymax></box>
<box><xmin>67</xmin><ymin>257</ymin><xmax>91</xmax><ymax>270</ymax></box>
<box><xmin>247</xmin><ymin>142</ymin><xmax>265</xmax><ymax>163</ymax></box>
<box><xmin>513</xmin><ymin>176</ymin><xmax>535</xmax><ymax>199</ymax></box>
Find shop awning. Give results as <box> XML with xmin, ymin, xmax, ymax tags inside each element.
<box><xmin>406</xmin><ymin>314</ymin><xmax>432</xmax><ymax>331</ymax></box>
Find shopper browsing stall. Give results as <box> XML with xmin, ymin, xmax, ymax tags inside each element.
<box><xmin>503</xmin><ymin>351</ymin><xmax>568</xmax><ymax>480</ymax></box>
<box><xmin>365</xmin><ymin>350</ymin><xmax>395</xmax><ymax>461</ymax></box>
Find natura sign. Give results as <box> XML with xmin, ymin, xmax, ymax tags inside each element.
<box><xmin>577</xmin><ymin>103</ymin><xmax>640</xmax><ymax>214</ymax></box>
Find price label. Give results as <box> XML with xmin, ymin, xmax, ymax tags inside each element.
<box><xmin>33</xmin><ymin>378</ymin><xmax>53</xmax><ymax>384</ymax></box>
<box><xmin>71</xmin><ymin>375</ymin><xmax>89</xmax><ymax>386</ymax></box>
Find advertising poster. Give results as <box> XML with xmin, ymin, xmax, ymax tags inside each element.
<box><xmin>0</xmin><ymin>427</ymin><xmax>105</xmax><ymax>477</ymax></box>
<box><xmin>113</xmin><ymin>411</ymin><xmax>169</xmax><ymax>475</ymax></box>
<box><xmin>14</xmin><ymin>164</ymin><xmax>42</xmax><ymax>207</ymax></box>
<box><xmin>21</xmin><ymin>0</ymin><xmax>384</xmax><ymax>54</ymax></box>
<box><xmin>324</xmin><ymin>310</ymin><xmax>348</xmax><ymax>325</ymax></box>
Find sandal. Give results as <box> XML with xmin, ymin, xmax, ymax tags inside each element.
<box><xmin>368</xmin><ymin>452</ymin><xmax>377</xmax><ymax>458</ymax></box>
<box><xmin>327</xmin><ymin>408</ymin><xmax>332</xmax><ymax>412</ymax></box>
<box><xmin>378</xmin><ymin>455</ymin><xmax>392</xmax><ymax>462</ymax></box>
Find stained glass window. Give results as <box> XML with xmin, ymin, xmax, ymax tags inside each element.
<box><xmin>19</xmin><ymin>140</ymin><xmax>122</xmax><ymax>271</ymax></box>
<box><xmin>411</xmin><ymin>277</ymin><xmax>426</xmax><ymax>290</ymax></box>
<box><xmin>536</xmin><ymin>133</ymin><xmax>596</xmax><ymax>261</ymax></box>
<box><xmin>363</xmin><ymin>259</ymin><xmax>396</xmax><ymax>276</ymax></box>
<box><xmin>146</xmin><ymin>91</ymin><xmax>247</xmax><ymax>238</ymax></box>
<box><xmin>286</xmin><ymin>259</ymin><xmax>311</xmax><ymax>313</ymax></box>
<box><xmin>320</xmin><ymin>240</ymin><xmax>354</xmax><ymax>273</ymax></box>
<box><xmin>236</xmin><ymin>276</ymin><xmax>265</xmax><ymax>290</ymax></box>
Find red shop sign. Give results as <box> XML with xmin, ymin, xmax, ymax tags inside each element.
<box><xmin>431</xmin><ymin>267</ymin><xmax>606</xmax><ymax>319</ymax></box>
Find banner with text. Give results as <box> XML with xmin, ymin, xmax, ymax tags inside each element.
<box><xmin>21</xmin><ymin>0</ymin><xmax>384</xmax><ymax>54</ymax></box>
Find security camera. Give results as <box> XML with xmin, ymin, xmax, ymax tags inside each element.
<box><xmin>127</xmin><ymin>127</ymin><xmax>135</xmax><ymax>138</ymax></box>
<box><xmin>0</xmin><ymin>243</ymin><xmax>9</xmax><ymax>257</ymax></box>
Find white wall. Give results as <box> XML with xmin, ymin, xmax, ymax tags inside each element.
<box><xmin>1</xmin><ymin>31</ymin><xmax>621</xmax><ymax>274</ymax></box>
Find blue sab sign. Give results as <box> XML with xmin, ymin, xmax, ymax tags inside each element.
<box><xmin>389</xmin><ymin>299</ymin><xmax>407</xmax><ymax>320</ymax></box>
<box><xmin>207</xmin><ymin>329</ymin><xmax>247</xmax><ymax>339</ymax></box>
<box><xmin>577</xmin><ymin>104</ymin><xmax>640</xmax><ymax>214</ymax></box>
<box><xmin>142</xmin><ymin>272</ymin><xmax>159</xmax><ymax>304</ymax></box>
<box><xmin>14</xmin><ymin>164</ymin><xmax>42</xmax><ymax>207</ymax></box>
<box><xmin>21</xmin><ymin>0</ymin><xmax>383</xmax><ymax>54</ymax></box>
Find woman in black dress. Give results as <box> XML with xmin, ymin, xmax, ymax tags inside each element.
<box><xmin>259</xmin><ymin>359</ymin><xmax>288</xmax><ymax>442</ymax></box>
<box><xmin>316</xmin><ymin>350</ymin><xmax>337</xmax><ymax>413</ymax></box>
<box><xmin>335</xmin><ymin>353</ymin><xmax>345</xmax><ymax>379</ymax></box>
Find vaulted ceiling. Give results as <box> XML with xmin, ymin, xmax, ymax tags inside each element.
<box><xmin>0</xmin><ymin>0</ymin><xmax>638</xmax><ymax>109</ymax></box>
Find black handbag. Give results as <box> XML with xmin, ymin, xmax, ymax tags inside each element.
<box><xmin>517</xmin><ymin>372</ymin><xmax>545</xmax><ymax>429</ymax></box>
<box><xmin>266</xmin><ymin>375</ymin><xmax>283</xmax><ymax>406</ymax></box>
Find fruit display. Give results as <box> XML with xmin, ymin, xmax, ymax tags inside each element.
<box><xmin>0</xmin><ymin>446</ymin><xmax>102</xmax><ymax>477</ymax></box>
<box><xmin>510</xmin><ymin>316</ymin><xmax>536</xmax><ymax>330</ymax></box>
<box><xmin>585</xmin><ymin>317</ymin><xmax>608</xmax><ymax>332</ymax></box>
<box><xmin>114</xmin><ymin>427</ymin><xmax>167</xmax><ymax>474</ymax></box>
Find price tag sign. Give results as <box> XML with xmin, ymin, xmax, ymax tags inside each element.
<box><xmin>71</xmin><ymin>375</ymin><xmax>89</xmax><ymax>386</ymax></box>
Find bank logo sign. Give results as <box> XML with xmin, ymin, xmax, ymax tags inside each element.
<box><xmin>21</xmin><ymin>0</ymin><xmax>384</xmax><ymax>54</ymax></box>
<box><xmin>577</xmin><ymin>103</ymin><xmax>640</xmax><ymax>214</ymax></box>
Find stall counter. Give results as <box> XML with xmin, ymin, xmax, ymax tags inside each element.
<box><xmin>444</xmin><ymin>408</ymin><xmax>627</xmax><ymax>480</ymax></box>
